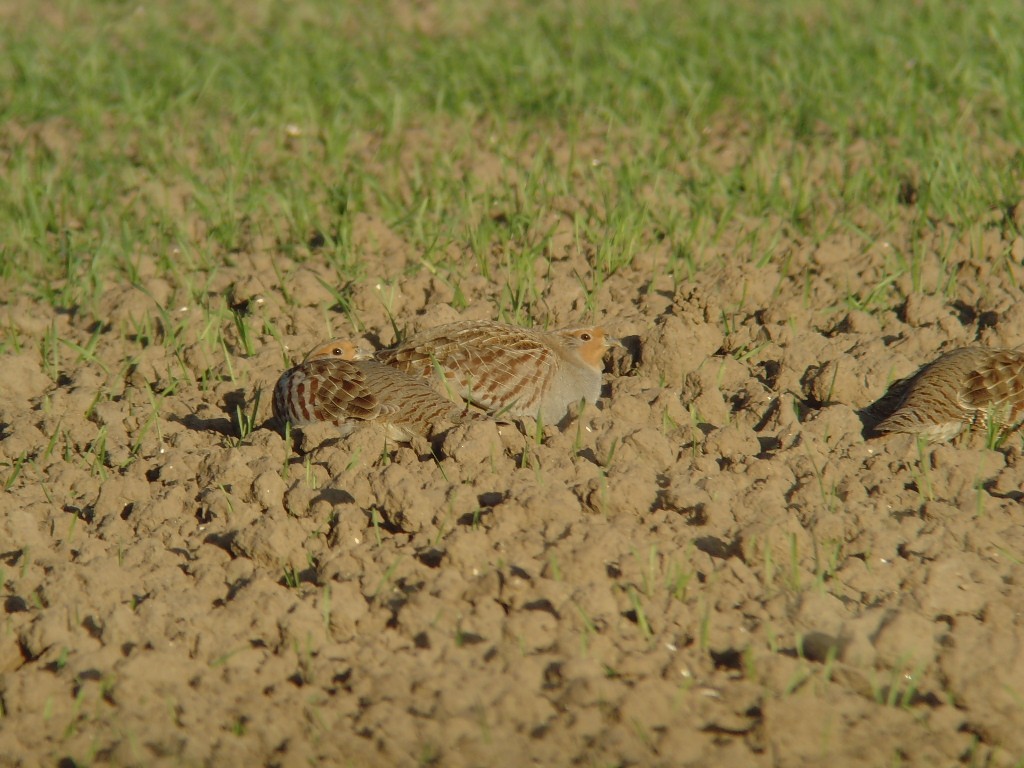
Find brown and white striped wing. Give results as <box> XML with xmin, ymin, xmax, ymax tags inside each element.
<box><xmin>377</xmin><ymin>320</ymin><xmax>499</xmax><ymax>378</ymax></box>
<box><xmin>380</xmin><ymin>322</ymin><xmax>555</xmax><ymax>416</ymax></box>
<box><xmin>960</xmin><ymin>349</ymin><xmax>1024</xmax><ymax>424</ymax></box>
<box><xmin>873</xmin><ymin>348</ymin><xmax>1024</xmax><ymax>441</ymax></box>
<box><xmin>873</xmin><ymin>349</ymin><xmax>978</xmax><ymax>439</ymax></box>
<box><xmin>354</xmin><ymin>362</ymin><xmax>472</xmax><ymax>433</ymax></box>
<box><xmin>274</xmin><ymin>358</ymin><xmax>390</xmax><ymax>428</ymax></box>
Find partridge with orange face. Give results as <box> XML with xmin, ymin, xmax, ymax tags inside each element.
<box><xmin>873</xmin><ymin>347</ymin><xmax>1024</xmax><ymax>442</ymax></box>
<box><xmin>376</xmin><ymin>320</ymin><xmax>620</xmax><ymax>424</ymax></box>
<box><xmin>299</xmin><ymin>339</ymin><xmax>368</xmax><ymax>362</ymax></box>
<box><xmin>273</xmin><ymin>338</ymin><xmax>479</xmax><ymax>442</ymax></box>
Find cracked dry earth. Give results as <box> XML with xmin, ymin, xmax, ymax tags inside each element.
<box><xmin>4</xmin><ymin>201</ymin><xmax>1024</xmax><ymax>764</ymax></box>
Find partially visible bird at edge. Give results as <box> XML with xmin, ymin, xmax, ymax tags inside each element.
<box><xmin>870</xmin><ymin>347</ymin><xmax>1024</xmax><ymax>443</ymax></box>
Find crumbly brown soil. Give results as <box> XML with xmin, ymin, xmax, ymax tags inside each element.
<box><xmin>3</xmin><ymin>126</ymin><xmax>1024</xmax><ymax>766</ymax></box>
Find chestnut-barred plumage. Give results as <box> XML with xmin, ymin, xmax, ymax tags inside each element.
<box><xmin>873</xmin><ymin>347</ymin><xmax>1024</xmax><ymax>442</ymax></box>
<box><xmin>375</xmin><ymin>320</ymin><xmax>620</xmax><ymax>423</ymax></box>
<box><xmin>273</xmin><ymin>339</ymin><xmax>480</xmax><ymax>441</ymax></box>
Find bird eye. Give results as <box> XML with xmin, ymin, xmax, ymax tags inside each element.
<box><xmin>332</xmin><ymin>347</ymin><xmax>344</xmax><ymax>356</ymax></box>
<box><xmin>579</xmin><ymin>332</ymin><xmax>592</xmax><ymax>342</ymax></box>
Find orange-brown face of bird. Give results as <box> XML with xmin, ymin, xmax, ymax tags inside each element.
<box><xmin>301</xmin><ymin>338</ymin><xmax>369</xmax><ymax>363</ymax></box>
<box><xmin>557</xmin><ymin>327</ymin><xmax>621</xmax><ymax>369</ymax></box>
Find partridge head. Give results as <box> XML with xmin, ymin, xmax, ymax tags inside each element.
<box><xmin>301</xmin><ymin>338</ymin><xmax>370</xmax><ymax>362</ymax></box>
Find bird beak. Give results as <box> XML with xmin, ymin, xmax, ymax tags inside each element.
<box><xmin>605</xmin><ymin>335</ymin><xmax>624</xmax><ymax>349</ymax></box>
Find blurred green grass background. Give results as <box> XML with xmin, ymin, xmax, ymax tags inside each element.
<box><xmin>1</xmin><ymin>0</ymin><xmax>1022</xmax><ymax>315</ymax></box>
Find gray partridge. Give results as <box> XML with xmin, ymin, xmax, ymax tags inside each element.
<box><xmin>375</xmin><ymin>320</ymin><xmax>620</xmax><ymax>424</ymax></box>
<box><xmin>873</xmin><ymin>347</ymin><xmax>1024</xmax><ymax>442</ymax></box>
<box><xmin>273</xmin><ymin>338</ymin><xmax>479</xmax><ymax>442</ymax></box>
<box><xmin>297</xmin><ymin>338</ymin><xmax>369</xmax><ymax>362</ymax></box>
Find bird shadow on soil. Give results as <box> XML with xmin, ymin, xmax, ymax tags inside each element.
<box><xmin>857</xmin><ymin>377</ymin><xmax>912</xmax><ymax>440</ymax></box>
<box><xmin>315</xmin><ymin>487</ymin><xmax>355</xmax><ymax>506</ymax></box>
<box><xmin>857</xmin><ymin>406</ymin><xmax>889</xmax><ymax>440</ymax></box>
<box><xmin>984</xmin><ymin>481</ymin><xmax>1023</xmax><ymax>502</ymax></box>
<box><xmin>174</xmin><ymin>413</ymin><xmax>235</xmax><ymax>436</ymax></box>
<box><xmin>172</xmin><ymin>389</ymin><xmax>249</xmax><ymax>437</ymax></box>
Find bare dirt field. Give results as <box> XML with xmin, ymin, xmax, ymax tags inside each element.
<box><xmin>4</xmin><ymin>157</ymin><xmax>1024</xmax><ymax>765</ymax></box>
<box><xmin>3</xmin><ymin>3</ymin><xmax>1024</xmax><ymax>766</ymax></box>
